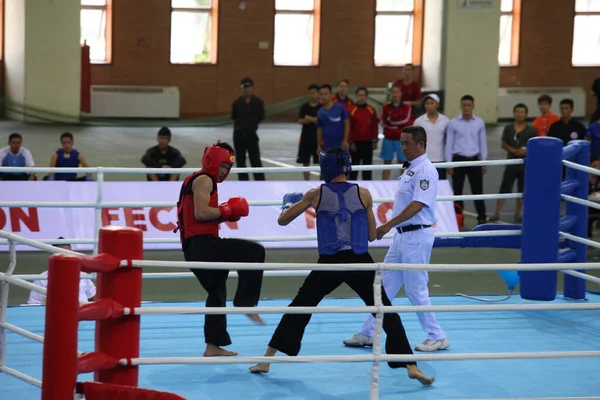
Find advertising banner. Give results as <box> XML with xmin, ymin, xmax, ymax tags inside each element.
<box><xmin>0</xmin><ymin>180</ymin><xmax>458</xmax><ymax>252</ymax></box>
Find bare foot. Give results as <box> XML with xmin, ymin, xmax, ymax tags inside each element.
<box><xmin>249</xmin><ymin>363</ymin><xmax>270</xmax><ymax>374</ymax></box>
<box><xmin>203</xmin><ymin>345</ymin><xmax>238</xmax><ymax>357</ymax></box>
<box><xmin>407</xmin><ymin>365</ymin><xmax>435</xmax><ymax>386</ymax></box>
<box><xmin>246</xmin><ymin>314</ymin><xmax>266</xmax><ymax>326</ymax></box>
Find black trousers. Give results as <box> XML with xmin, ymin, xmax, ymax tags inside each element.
<box><xmin>183</xmin><ymin>235</ymin><xmax>265</xmax><ymax>347</ymax></box>
<box><xmin>349</xmin><ymin>141</ymin><xmax>374</xmax><ymax>180</ymax></box>
<box><xmin>451</xmin><ymin>155</ymin><xmax>486</xmax><ymax>221</ymax></box>
<box><xmin>499</xmin><ymin>167</ymin><xmax>524</xmax><ymax>194</ymax></box>
<box><xmin>233</xmin><ymin>129</ymin><xmax>265</xmax><ymax>181</ymax></box>
<box><xmin>268</xmin><ymin>251</ymin><xmax>415</xmax><ymax>369</ymax></box>
<box><xmin>435</xmin><ymin>167</ymin><xmax>447</xmax><ymax>180</ymax></box>
<box><xmin>0</xmin><ymin>173</ymin><xmax>32</xmax><ymax>181</ymax></box>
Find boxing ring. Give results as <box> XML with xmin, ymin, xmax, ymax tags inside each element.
<box><xmin>1</xmin><ymin>136</ymin><xmax>600</xmax><ymax>399</ymax></box>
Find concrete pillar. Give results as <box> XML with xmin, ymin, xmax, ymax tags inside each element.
<box><xmin>4</xmin><ymin>0</ymin><xmax>81</xmax><ymax>123</ymax></box>
<box><xmin>440</xmin><ymin>0</ymin><xmax>501</xmax><ymax>122</ymax></box>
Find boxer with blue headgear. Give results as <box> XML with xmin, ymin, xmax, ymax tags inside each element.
<box><xmin>250</xmin><ymin>147</ymin><xmax>434</xmax><ymax>386</ymax></box>
<box><xmin>318</xmin><ymin>147</ymin><xmax>352</xmax><ymax>182</ymax></box>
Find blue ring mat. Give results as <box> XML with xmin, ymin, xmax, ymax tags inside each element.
<box><xmin>1</xmin><ymin>294</ymin><xmax>600</xmax><ymax>399</ymax></box>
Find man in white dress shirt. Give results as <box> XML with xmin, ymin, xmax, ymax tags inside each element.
<box><xmin>413</xmin><ymin>94</ymin><xmax>450</xmax><ymax>179</ymax></box>
<box><xmin>27</xmin><ymin>239</ymin><xmax>96</xmax><ymax>305</ymax></box>
<box><xmin>343</xmin><ymin>126</ymin><xmax>449</xmax><ymax>352</ymax></box>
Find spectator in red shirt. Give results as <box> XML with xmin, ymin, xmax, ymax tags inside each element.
<box><xmin>393</xmin><ymin>63</ymin><xmax>422</xmax><ymax>113</ymax></box>
<box><xmin>332</xmin><ymin>79</ymin><xmax>355</xmax><ymax>112</ymax></box>
<box><xmin>380</xmin><ymin>84</ymin><xmax>413</xmax><ymax>180</ymax></box>
<box><xmin>348</xmin><ymin>87</ymin><xmax>379</xmax><ymax>180</ymax></box>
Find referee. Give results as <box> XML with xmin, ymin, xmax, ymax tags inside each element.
<box><xmin>231</xmin><ymin>77</ymin><xmax>266</xmax><ymax>181</ymax></box>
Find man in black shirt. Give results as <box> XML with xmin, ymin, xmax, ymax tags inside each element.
<box><xmin>231</xmin><ymin>77</ymin><xmax>266</xmax><ymax>181</ymax></box>
<box><xmin>141</xmin><ymin>127</ymin><xmax>187</xmax><ymax>181</ymax></box>
<box><xmin>548</xmin><ymin>98</ymin><xmax>587</xmax><ymax>147</ymax></box>
<box><xmin>489</xmin><ymin>103</ymin><xmax>537</xmax><ymax>223</ymax></box>
<box><xmin>296</xmin><ymin>84</ymin><xmax>322</xmax><ymax>180</ymax></box>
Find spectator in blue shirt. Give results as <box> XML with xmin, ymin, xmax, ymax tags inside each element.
<box><xmin>316</xmin><ymin>84</ymin><xmax>349</xmax><ymax>153</ymax></box>
<box><xmin>46</xmin><ymin>133</ymin><xmax>92</xmax><ymax>181</ymax></box>
<box><xmin>586</xmin><ymin>115</ymin><xmax>600</xmax><ymax>158</ymax></box>
<box><xmin>0</xmin><ymin>133</ymin><xmax>36</xmax><ymax>181</ymax></box>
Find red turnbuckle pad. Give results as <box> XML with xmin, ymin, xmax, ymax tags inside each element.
<box><xmin>79</xmin><ymin>298</ymin><xmax>125</xmax><ymax>321</ymax></box>
<box><xmin>80</xmin><ymin>253</ymin><xmax>122</xmax><ymax>273</ymax></box>
<box><xmin>78</xmin><ymin>352</ymin><xmax>123</xmax><ymax>374</ymax></box>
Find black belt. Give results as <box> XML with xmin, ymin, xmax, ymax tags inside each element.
<box><xmin>396</xmin><ymin>225</ymin><xmax>431</xmax><ymax>234</ymax></box>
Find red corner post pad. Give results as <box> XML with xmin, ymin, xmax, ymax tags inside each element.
<box><xmin>76</xmin><ymin>381</ymin><xmax>187</xmax><ymax>400</ymax></box>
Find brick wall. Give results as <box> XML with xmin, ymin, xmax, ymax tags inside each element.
<box><xmin>90</xmin><ymin>0</ymin><xmax>402</xmax><ymax>118</ymax></box>
<box><xmin>499</xmin><ymin>0</ymin><xmax>598</xmax><ymax>116</ymax></box>
<box><xmin>0</xmin><ymin>0</ymin><xmax>597</xmax><ymax>118</ymax></box>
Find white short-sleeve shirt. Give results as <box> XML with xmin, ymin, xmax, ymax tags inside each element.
<box><xmin>27</xmin><ymin>271</ymin><xmax>97</xmax><ymax>305</ymax></box>
<box><xmin>413</xmin><ymin>113</ymin><xmax>449</xmax><ymax>162</ymax></box>
<box><xmin>0</xmin><ymin>146</ymin><xmax>36</xmax><ymax>167</ymax></box>
<box><xmin>391</xmin><ymin>153</ymin><xmax>438</xmax><ymax>227</ymax></box>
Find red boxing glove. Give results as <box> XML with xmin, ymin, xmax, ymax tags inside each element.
<box><xmin>219</xmin><ymin>197</ymin><xmax>249</xmax><ymax>221</ymax></box>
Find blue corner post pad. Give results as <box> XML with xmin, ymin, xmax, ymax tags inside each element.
<box><xmin>520</xmin><ymin>137</ymin><xmax>564</xmax><ymax>301</ymax></box>
<box><xmin>563</xmin><ymin>140</ymin><xmax>590</xmax><ymax>300</ymax></box>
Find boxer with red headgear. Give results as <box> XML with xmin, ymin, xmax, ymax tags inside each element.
<box><xmin>175</xmin><ymin>141</ymin><xmax>265</xmax><ymax>357</ymax></box>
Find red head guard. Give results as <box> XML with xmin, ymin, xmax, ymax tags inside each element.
<box><xmin>201</xmin><ymin>142</ymin><xmax>235</xmax><ymax>182</ymax></box>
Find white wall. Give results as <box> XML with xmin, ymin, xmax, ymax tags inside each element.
<box><xmin>442</xmin><ymin>0</ymin><xmax>501</xmax><ymax>122</ymax></box>
<box><xmin>4</xmin><ymin>0</ymin><xmax>26</xmax><ymax>121</ymax></box>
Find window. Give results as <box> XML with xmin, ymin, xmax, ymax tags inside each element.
<box><xmin>499</xmin><ymin>0</ymin><xmax>521</xmax><ymax>67</ymax></box>
<box><xmin>81</xmin><ymin>0</ymin><xmax>112</xmax><ymax>63</ymax></box>
<box><xmin>274</xmin><ymin>0</ymin><xmax>321</xmax><ymax>66</ymax></box>
<box><xmin>374</xmin><ymin>0</ymin><xmax>423</xmax><ymax>67</ymax></box>
<box><xmin>572</xmin><ymin>0</ymin><xmax>600</xmax><ymax>66</ymax></box>
<box><xmin>170</xmin><ymin>0</ymin><xmax>219</xmax><ymax>64</ymax></box>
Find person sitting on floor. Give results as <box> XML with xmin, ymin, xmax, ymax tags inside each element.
<box><xmin>27</xmin><ymin>238</ymin><xmax>96</xmax><ymax>305</ymax></box>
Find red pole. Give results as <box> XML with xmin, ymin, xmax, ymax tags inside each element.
<box><xmin>94</xmin><ymin>226</ymin><xmax>143</xmax><ymax>386</ymax></box>
<box><xmin>41</xmin><ymin>254</ymin><xmax>82</xmax><ymax>400</ymax></box>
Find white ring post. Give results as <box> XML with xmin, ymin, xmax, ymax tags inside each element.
<box><xmin>93</xmin><ymin>167</ymin><xmax>105</xmax><ymax>255</ymax></box>
<box><xmin>369</xmin><ymin>265</ymin><xmax>384</xmax><ymax>400</ymax></box>
<box><xmin>0</xmin><ymin>240</ymin><xmax>17</xmax><ymax>370</ymax></box>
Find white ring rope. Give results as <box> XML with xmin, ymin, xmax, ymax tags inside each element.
<box><xmin>0</xmin><ymin>229</ymin><xmax>523</xmax><ymax>246</ymax></box>
<box><xmin>0</xmin><ymin>193</ymin><xmax>522</xmax><ymax>209</ymax></box>
<box><xmin>562</xmin><ymin>194</ymin><xmax>600</xmax><ymax>211</ymax></box>
<box><xmin>123</xmin><ymin>259</ymin><xmax>600</xmax><ymax>272</ymax></box>
<box><xmin>0</xmin><ymin>158</ymin><xmax>524</xmax><ymax>176</ymax></box>
<box><xmin>0</xmin><ymin>366</ymin><xmax>42</xmax><ymax>388</ymax></box>
<box><xmin>563</xmin><ymin>159</ymin><xmax>600</xmax><ymax>176</ymax></box>
<box><xmin>121</xmin><ymin>302</ymin><xmax>600</xmax><ymax>316</ymax></box>
<box><xmin>560</xmin><ymin>231</ymin><xmax>600</xmax><ymax>250</ymax></box>
<box><xmin>117</xmin><ymin>350</ymin><xmax>600</xmax><ymax>367</ymax></box>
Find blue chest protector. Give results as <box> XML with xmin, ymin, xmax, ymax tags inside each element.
<box><xmin>2</xmin><ymin>152</ymin><xmax>25</xmax><ymax>167</ymax></box>
<box><xmin>316</xmin><ymin>182</ymin><xmax>368</xmax><ymax>256</ymax></box>
<box><xmin>1</xmin><ymin>152</ymin><xmax>26</xmax><ymax>176</ymax></box>
<box><xmin>55</xmin><ymin>148</ymin><xmax>80</xmax><ymax>181</ymax></box>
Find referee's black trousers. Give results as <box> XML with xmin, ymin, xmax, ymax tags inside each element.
<box><xmin>451</xmin><ymin>155</ymin><xmax>486</xmax><ymax>221</ymax></box>
<box><xmin>349</xmin><ymin>141</ymin><xmax>374</xmax><ymax>180</ymax></box>
<box><xmin>183</xmin><ymin>235</ymin><xmax>265</xmax><ymax>347</ymax></box>
<box><xmin>233</xmin><ymin>129</ymin><xmax>266</xmax><ymax>181</ymax></box>
<box><xmin>268</xmin><ymin>250</ymin><xmax>416</xmax><ymax>369</ymax></box>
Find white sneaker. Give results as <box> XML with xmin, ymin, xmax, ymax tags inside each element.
<box><xmin>343</xmin><ymin>333</ymin><xmax>373</xmax><ymax>347</ymax></box>
<box><xmin>414</xmin><ymin>339</ymin><xmax>450</xmax><ymax>352</ymax></box>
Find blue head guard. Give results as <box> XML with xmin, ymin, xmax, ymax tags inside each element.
<box><xmin>319</xmin><ymin>148</ymin><xmax>352</xmax><ymax>182</ymax></box>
